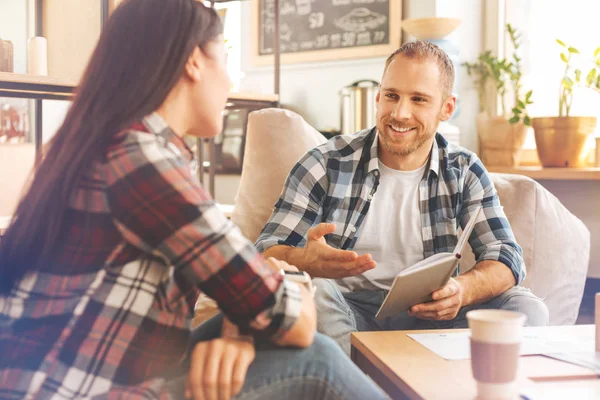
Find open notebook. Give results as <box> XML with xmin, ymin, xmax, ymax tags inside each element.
<box><xmin>375</xmin><ymin>207</ymin><xmax>482</xmax><ymax>319</ymax></box>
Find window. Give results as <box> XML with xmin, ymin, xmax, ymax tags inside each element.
<box><xmin>504</xmin><ymin>0</ymin><xmax>600</xmax><ymax>149</ymax></box>
<box><xmin>205</xmin><ymin>1</ymin><xmax>243</xmax><ymax>91</ymax></box>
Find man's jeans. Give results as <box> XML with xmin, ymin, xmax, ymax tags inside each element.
<box><xmin>186</xmin><ymin>314</ymin><xmax>388</xmax><ymax>400</ymax></box>
<box><xmin>313</xmin><ymin>279</ymin><xmax>550</xmax><ymax>355</ymax></box>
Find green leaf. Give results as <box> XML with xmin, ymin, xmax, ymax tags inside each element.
<box><xmin>586</xmin><ymin>69</ymin><xmax>596</xmax><ymax>86</ymax></box>
<box><xmin>525</xmin><ymin>90</ymin><xmax>532</xmax><ymax>100</ymax></box>
<box><xmin>517</xmin><ymin>100</ymin><xmax>526</xmax><ymax>109</ymax></box>
<box><xmin>560</xmin><ymin>53</ymin><xmax>569</xmax><ymax>63</ymax></box>
<box><xmin>575</xmin><ymin>69</ymin><xmax>582</xmax><ymax>83</ymax></box>
<box><xmin>563</xmin><ymin>77</ymin><xmax>574</xmax><ymax>88</ymax></box>
<box><xmin>512</xmin><ymin>107</ymin><xmax>522</xmax><ymax>115</ymax></box>
<box><xmin>595</xmin><ymin>47</ymin><xmax>600</xmax><ymax>58</ymax></box>
<box><xmin>524</xmin><ymin>116</ymin><xmax>531</xmax><ymax>126</ymax></box>
<box><xmin>568</xmin><ymin>47</ymin><xmax>579</xmax><ymax>54</ymax></box>
<box><xmin>508</xmin><ymin>116</ymin><xmax>520</xmax><ymax>124</ymax></box>
<box><xmin>556</xmin><ymin>39</ymin><xmax>566</xmax><ymax>47</ymax></box>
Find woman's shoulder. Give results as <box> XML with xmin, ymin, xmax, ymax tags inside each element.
<box><xmin>106</xmin><ymin>125</ymin><xmax>178</xmax><ymax>163</ymax></box>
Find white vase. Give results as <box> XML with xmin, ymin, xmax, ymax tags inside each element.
<box><xmin>27</xmin><ymin>36</ymin><xmax>48</xmax><ymax>76</ymax></box>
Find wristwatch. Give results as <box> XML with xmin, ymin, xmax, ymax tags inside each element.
<box><xmin>280</xmin><ymin>270</ymin><xmax>316</xmax><ymax>296</ymax></box>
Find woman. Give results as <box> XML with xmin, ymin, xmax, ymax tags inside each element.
<box><xmin>0</xmin><ymin>0</ymin><xmax>386</xmax><ymax>399</ymax></box>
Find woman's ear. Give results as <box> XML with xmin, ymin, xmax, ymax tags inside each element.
<box><xmin>184</xmin><ymin>47</ymin><xmax>205</xmax><ymax>83</ymax></box>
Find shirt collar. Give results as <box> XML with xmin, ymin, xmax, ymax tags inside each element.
<box><xmin>142</xmin><ymin>112</ymin><xmax>194</xmax><ymax>163</ymax></box>
<box><xmin>366</xmin><ymin>129</ymin><xmax>443</xmax><ymax>178</ymax></box>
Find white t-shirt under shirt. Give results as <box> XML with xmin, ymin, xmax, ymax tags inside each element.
<box><xmin>336</xmin><ymin>160</ymin><xmax>427</xmax><ymax>292</ymax></box>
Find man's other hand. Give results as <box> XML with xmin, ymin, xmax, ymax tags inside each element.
<box><xmin>408</xmin><ymin>278</ymin><xmax>464</xmax><ymax>320</ymax></box>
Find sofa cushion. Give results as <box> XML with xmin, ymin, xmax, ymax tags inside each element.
<box><xmin>232</xmin><ymin>108</ymin><xmax>326</xmax><ymax>242</ymax></box>
<box><xmin>461</xmin><ymin>173</ymin><xmax>589</xmax><ymax>325</ymax></box>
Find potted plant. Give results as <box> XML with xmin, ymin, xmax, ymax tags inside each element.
<box><xmin>531</xmin><ymin>40</ymin><xmax>600</xmax><ymax>168</ymax></box>
<box><xmin>463</xmin><ymin>24</ymin><xmax>533</xmax><ymax>167</ymax></box>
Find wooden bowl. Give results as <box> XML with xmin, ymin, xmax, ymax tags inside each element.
<box><xmin>401</xmin><ymin>18</ymin><xmax>462</xmax><ymax>40</ymax></box>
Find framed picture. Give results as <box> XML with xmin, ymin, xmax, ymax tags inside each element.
<box><xmin>252</xmin><ymin>0</ymin><xmax>401</xmax><ymax>66</ymax></box>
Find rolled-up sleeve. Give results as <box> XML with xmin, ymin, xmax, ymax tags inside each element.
<box><xmin>105</xmin><ymin>135</ymin><xmax>301</xmax><ymax>339</ymax></box>
<box><xmin>459</xmin><ymin>156</ymin><xmax>526</xmax><ymax>285</ymax></box>
<box><xmin>255</xmin><ymin>149</ymin><xmax>328</xmax><ymax>253</ymax></box>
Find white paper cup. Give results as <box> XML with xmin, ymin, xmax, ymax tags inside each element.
<box><xmin>467</xmin><ymin>310</ymin><xmax>527</xmax><ymax>400</ymax></box>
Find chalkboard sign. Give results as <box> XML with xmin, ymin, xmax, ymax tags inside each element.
<box><xmin>252</xmin><ymin>0</ymin><xmax>401</xmax><ymax>65</ymax></box>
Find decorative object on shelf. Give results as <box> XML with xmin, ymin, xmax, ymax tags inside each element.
<box><xmin>339</xmin><ymin>79</ymin><xmax>379</xmax><ymax>135</ymax></box>
<box><xmin>252</xmin><ymin>0</ymin><xmax>401</xmax><ymax>65</ymax></box>
<box><xmin>531</xmin><ymin>40</ymin><xmax>600</xmax><ymax>168</ymax></box>
<box><xmin>0</xmin><ymin>39</ymin><xmax>14</xmax><ymax>73</ymax></box>
<box><xmin>0</xmin><ymin>103</ymin><xmax>27</xmax><ymax>143</ymax></box>
<box><xmin>400</xmin><ymin>17</ymin><xmax>461</xmax><ymax>41</ymax></box>
<box><xmin>27</xmin><ymin>36</ymin><xmax>48</xmax><ymax>76</ymax></box>
<box><xmin>463</xmin><ymin>24</ymin><xmax>532</xmax><ymax>167</ymax></box>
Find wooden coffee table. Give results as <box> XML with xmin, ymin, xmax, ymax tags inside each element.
<box><xmin>351</xmin><ymin>325</ymin><xmax>600</xmax><ymax>400</ymax></box>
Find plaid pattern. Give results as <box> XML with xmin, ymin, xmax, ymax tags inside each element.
<box><xmin>0</xmin><ymin>113</ymin><xmax>301</xmax><ymax>399</ymax></box>
<box><xmin>256</xmin><ymin>128</ymin><xmax>525</xmax><ymax>284</ymax></box>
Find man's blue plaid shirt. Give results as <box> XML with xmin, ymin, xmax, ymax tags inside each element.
<box><xmin>256</xmin><ymin>128</ymin><xmax>525</xmax><ymax>284</ymax></box>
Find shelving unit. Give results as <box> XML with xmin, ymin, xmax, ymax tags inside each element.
<box><xmin>0</xmin><ymin>72</ymin><xmax>77</xmax><ymax>156</ymax></box>
<box><xmin>487</xmin><ymin>166</ymin><xmax>600</xmax><ymax>181</ymax></box>
<box><xmin>1</xmin><ymin>0</ymin><xmax>282</xmax><ymax>199</ymax></box>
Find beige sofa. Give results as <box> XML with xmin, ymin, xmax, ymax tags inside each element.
<box><xmin>231</xmin><ymin>108</ymin><xmax>590</xmax><ymax>326</ymax></box>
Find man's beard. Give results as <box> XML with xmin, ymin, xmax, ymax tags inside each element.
<box><xmin>377</xmin><ymin>116</ymin><xmax>433</xmax><ymax>156</ymax></box>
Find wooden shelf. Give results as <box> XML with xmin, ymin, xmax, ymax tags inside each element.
<box><xmin>488</xmin><ymin>166</ymin><xmax>600</xmax><ymax>181</ymax></box>
<box><xmin>0</xmin><ymin>72</ymin><xmax>279</xmax><ymax>105</ymax></box>
<box><xmin>0</xmin><ymin>72</ymin><xmax>77</xmax><ymax>100</ymax></box>
<box><xmin>227</xmin><ymin>92</ymin><xmax>279</xmax><ymax>103</ymax></box>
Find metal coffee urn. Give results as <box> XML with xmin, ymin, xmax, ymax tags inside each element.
<box><xmin>339</xmin><ymin>79</ymin><xmax>379</xmax><ymax>135</ymax></box>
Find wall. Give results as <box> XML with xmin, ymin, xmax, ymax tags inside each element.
<box><xmin>238</xmin><ymin>0</ymin><xmax>483</xmax><ymax>150</ymax></box>
<box><xmin>44</xmin><ymin>0</ymin><xmax>101</xmax><ymax>82</ymax></box>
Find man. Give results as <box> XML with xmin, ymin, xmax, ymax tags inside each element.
<box><xmin>255</xmin><ymin>41</ymin><xmax>548</xmax><ymax>355</ymax></box>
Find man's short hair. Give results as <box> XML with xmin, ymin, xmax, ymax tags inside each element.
<box><xmin>383</xmin><ymin>40</ymin><xmax>455</xmax><ymax>98</ymax></box>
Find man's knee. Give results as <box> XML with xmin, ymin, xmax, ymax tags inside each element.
<box><xmin>313</xmin><ymin>278</ymin><xmax>343</xmax><ymax>307</ymax></box>
<box><xmin>498</xmin><ymin>287</ymin><xmax>549</xmax><ymax>326</ymax></box>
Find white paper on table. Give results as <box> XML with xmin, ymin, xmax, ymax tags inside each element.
<box><xmin>407</xmin><ymin>329</ymin><xmax>596</xmax><ymax>361</ymax></box>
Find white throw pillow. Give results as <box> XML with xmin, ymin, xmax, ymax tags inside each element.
<box><xmin>232</xmin><ymin>108</ymin><xmax>327</xmax><ymax>242</ymax></box>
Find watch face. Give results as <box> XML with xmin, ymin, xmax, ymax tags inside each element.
<box><xmin>283</xmin><ymin>271</ymin><xmax>306</xmax><ymax>276</ymax></box>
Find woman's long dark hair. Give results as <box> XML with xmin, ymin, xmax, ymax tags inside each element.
<box><xmin>0</xmin><ymin>0</ymin><xmax>222</xmax><ymax>293</ymax></box>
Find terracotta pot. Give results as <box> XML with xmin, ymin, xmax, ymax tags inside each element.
<box><xmin>476</xmin><ymin>113</ymin><xmax>528</xmax><ymax>167</ymax></box>
<box><xmin>532</xmin><ymin>116</ymin><xmax>597</xmax><ymax>168</ymax></box>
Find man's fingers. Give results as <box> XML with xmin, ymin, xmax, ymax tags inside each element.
<box><xmin>307</xmin><ymin>223</ymin><xmax>336</xmax><ymax>241</ymax></box>
<box><xmin>321</xmin><ymin>247</ymin><xmax>358</xmax><ymax>262</ymax></box>
<box><xmin>344</xmin><ymin>261</ymin><xmax>377</xmax><ymax>277</ymax></box>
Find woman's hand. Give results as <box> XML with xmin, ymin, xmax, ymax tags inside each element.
<box><xmin>186</xmin><ymin>337</ymin><xmax>255</xmax><ymax>400</ymax></box>
<box><xmin>265</xmin><ymin>256</ymin><xmax>299</xmax><ymax>272</ymax></box>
